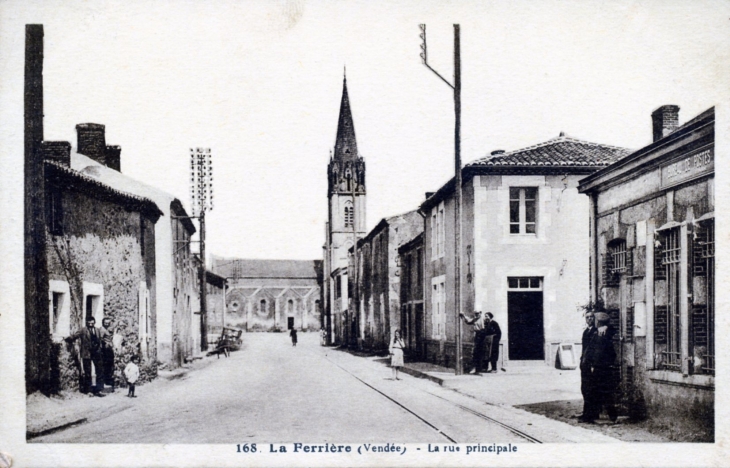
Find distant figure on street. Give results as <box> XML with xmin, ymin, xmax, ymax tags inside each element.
<box><xmin>580</xmin><ymin>312</ymin><xmax>618</xmax><ymax>423</ymax></box>
<box><xmin>389</xmin><ymin>329</ymin><xmax>405</xmax><ymax>380</ymax></box>
<box><xmin>320</xmin><ymin>328</ymin><xmax>327</xmax><ymax>346</ymax></box>
<box><xmin>290</xmin><ymin>328</ymin><xmax>298</xmax><ymax>347</ymax></box>
<box><xmin>65</xmin><ymin>316</ymin><xmax>106</xmax><ymax>397</ymax></box>
<box><xmin>101</xmin><ymin>317</ymin><xmax>116</xmax><ymax>391</ymax></box>
<box><xmin>459</xmin><ymin>311</ymin><xmax>488</xmax><ymax>375</ymax></box>
<box><xmin>124</xmin><ymin>355</ymin><xmax>140</xmax><ymax>398</ymax></box>
<box><xmin>574</xmin><ymin>311</ymin><xmax>596</xmax><ymax>421</ymax></box>
<box><xmin>484</xmin><ymin>312</ymin><xmax>502</xmax><ymax>373</ymax></box>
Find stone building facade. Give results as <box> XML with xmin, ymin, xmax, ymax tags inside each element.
<box><xmin>349</xmin><ymin>211</ymin><xmax>423</xmax><ymax>351</ymax></box>
<box><xmin>578</xmin><ymin>106</ymin><xmax>714</xmax><ymax>439</ymax></box>
<box><xmin>44</xmin><ymin>154</ymin><xmax>161</xmax><ymax>391</ymax></box>
<box><xmin>420</xmin><ymin>134</ymin><xmax>631</xmax><ymax>369</ymax></box>
<box><xmin>211</xmin><ymin>257</ymin><xmax>322</xmax><ymax>333</ymax></box>
<box><xmin>398</xmin><ymin>233</ymin><xmax>424</xmax><ymax>358</ymax></box>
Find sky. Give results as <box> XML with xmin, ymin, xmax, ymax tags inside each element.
<box><xmin>1</xmin><ymin>0</ymin><xmax>729</xmax><ymax>261</ymax></box>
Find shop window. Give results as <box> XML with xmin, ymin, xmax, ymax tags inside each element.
<box><xmin>509</xmin><ymin>187</ymin><xmax>537</xmax><ymax>234</ymax></box>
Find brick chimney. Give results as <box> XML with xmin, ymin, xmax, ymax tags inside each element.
<box><xmin>651</xmin><ymin>105</ymin><xmax>680</xmax><ymax>142</ymax></box>
<box><xmin>105</xmin><ymin>145</ymin><xmax>121</xmax><ymax>171</ymax></box>
<box><xmin>76</xmin><ymin>123</ymin><xmax>122</xmax><ymax>171</ymax></box>
<box><xmin>41</xmin><ymin>141</ymin><xmax>71</xmax><ymax>166</ymax></box>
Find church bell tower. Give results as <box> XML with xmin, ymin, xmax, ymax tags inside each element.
<box><xmin>327</xmin><ymin>73</ymin><xmax>366</xmax><ymax>272</ymax></box>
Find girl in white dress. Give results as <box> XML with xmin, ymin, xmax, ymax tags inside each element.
<box><xmin>389</xmin><ymin>329</ymin><xmax>405</xmax><ymax>380</ymax></box>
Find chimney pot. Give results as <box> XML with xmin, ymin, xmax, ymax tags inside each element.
<box><xmin>651</xmin><ymin>105</ymin><xmax>680</xmax><ymax>142</ymax></box>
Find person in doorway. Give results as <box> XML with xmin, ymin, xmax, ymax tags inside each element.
<box><xmin>100</xmin><ymin>317</ymin><xmax>116</xmax><ymax>391</ymax></box>
<box><xmin>290</xmin><ymin>328</ymin><xmax>298</xmax><ymax>347</ymax></box>
<box><xmin>389</xmin><ymin>329</ymin><xmax>405</xmax><ymax>380</ymax></box>
<box><xmin>484</xmin><ymin>312</ymin><xmax>502</xmax><ymax>373</ymax></box>
<box><xmin>65</xmin><ymin>316</ymin><xmax>106</xmax><ymax>397</ymax></box>
<box><xmin>574</xmin><ymin>311</ymin><xmax>596</xmax><ymax>421</ymax></box>
<box><xmin>459</xmin><ymin>311</ymin><xmax>489</xmax><ymax>375</ymax></box>
<box><xmin>124</xmin><ymin>355</ymin><xmax>140</xmax><ymax>398</ymax></box>
<box><xmin>581</xmin><ymin>312</ymin><xmax>618</xmax><ymax>423</ymax></box>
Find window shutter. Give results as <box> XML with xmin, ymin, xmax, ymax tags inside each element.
<box><xmin>654</xmin><ymin>238</ymin><xmax>666</xmax><ymax>281</ymax></box>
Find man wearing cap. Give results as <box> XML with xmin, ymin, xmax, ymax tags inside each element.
<box><xmin>65</xmin><ymin>316</ymin><xmax>107</xmax><ymax>397</ymax></box>
<box><xmin>581</xmin><ymin>312</ymin><xmax>618</xmax><ymax>423</ymax></box>
<box><xmin>459</xmin><ymin>311</ymin><xmax>489</xmax><ymax>375</ymax></box>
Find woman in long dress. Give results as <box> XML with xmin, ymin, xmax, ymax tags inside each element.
<box><xmin>389</xmin><ymin>329</ymin><xmax>405</xmax><ymax>380</ymax></box>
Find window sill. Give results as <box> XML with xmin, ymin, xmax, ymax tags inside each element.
<box><xmin>647</xmin><ymin>370</ymin><xmax>714</xmax><ymax>390</ymax></box>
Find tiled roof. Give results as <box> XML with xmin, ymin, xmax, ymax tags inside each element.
<box><xmin>45</xmin><ymin>160</ymin><xmax>163</xmax><ymax>217</ymax></box>
<box><xmin>211</xmin><ymin>257</ymin><xmax>321</xmax><ymax>279</ymax></box>
<box><xmin>468</xmin><ymin>133</ymin><xmax>632</xmax><ymax>168</ymax></box>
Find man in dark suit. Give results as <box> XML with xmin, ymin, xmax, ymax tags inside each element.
<box><xmin>66</xmin><ymin>316</ymin><xmax>107</xmax><ymax>397</ymax></box>
<box><xmin>580</xmin><ymin>312</ymin><xmax>618</xmax><ymax>423</ymax></box>
<box><xmin>574</xmin><ymin>312</ymin><xmax>596</xmax><ymax>420</ymax></box>
<box><xmin>101</xmin><ymin>317</ymin><xmax>115</xmax><ymax>391</ymax></box>
<box><xmin>484</xmin><ymin>312</ymin><xmax>502</xmax><ymax>373</ymax></box>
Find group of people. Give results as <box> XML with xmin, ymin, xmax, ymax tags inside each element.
<box><xmin>461</xmin><ymin>311</ymin><xmax>502</xmax><ymax>375</ymax></box>
<box><xmin>65</xmin><ymin>315</ymin><xmax>140</xmax><ymax>398</ymax></box>
<box><xmin>575</xmin><ymin>311</ymin><xmax>618</xmax><ymax>423</ymax></box>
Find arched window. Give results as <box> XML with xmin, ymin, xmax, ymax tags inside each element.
<box><xmin>287</xmin><ymin>299</ymin><xmax>294</xmax><ymax>316</ymax></box>
<box><xmin>258</xmin><ymin>299</ymin><xmax>267</xmax><ymax>316</ymax></box>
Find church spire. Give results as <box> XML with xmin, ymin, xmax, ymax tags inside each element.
<box><xmin>334</xmin><ymin>73</ymin><xmax>358</xmax><ymax>161</ymax></box>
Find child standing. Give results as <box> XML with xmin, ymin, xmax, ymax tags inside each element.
<box><xmin>124</xmin><ymin>355</ymin><xmax>140</xmax><ymax>398</ymax></box>
<box><xmin>389</xmin><ymin>329</ymin><xmax>405</xmax><ymax>380</ymax></box>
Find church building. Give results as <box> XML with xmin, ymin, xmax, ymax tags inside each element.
<box><xmin>322</xmin><ymin>74</ymin><xmax>367</xmax><ymax>346</ymax></box>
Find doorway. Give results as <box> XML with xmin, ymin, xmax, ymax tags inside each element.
<box><xmin>507</xmin><ymin>277</ymin><xmax>544</xmax><ymax>360</ymax></box>
<box><xmin>287</xmin><ymin>317</ymin><xmax>294</xmax><ymax>330</ymax></box>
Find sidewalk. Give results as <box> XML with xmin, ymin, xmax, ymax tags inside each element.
<box><xmin>381</xmin><ymin>357</ymin><xmax>670</xmax><ymax>442</ymax></box>
<box><xmin>26</xmin><ymin>355</ymin><xmax>216</xmax><ymax>440</ymax></box>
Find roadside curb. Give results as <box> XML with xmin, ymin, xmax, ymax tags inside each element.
<box><xmin>399</xmin><ymin>366</ymin><xmax>445</xmax><ymax>385</ymax></box>
<box><xmin>26</xmin><ymin>417</ymin><xmax>88</xmax><ymax>440</ymax></box>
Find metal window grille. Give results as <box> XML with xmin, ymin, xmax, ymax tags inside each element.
<box><xmin>660</xmin><ymin>228</ymin><xmax>682</xmax><ymax>370</ymax></box>
<box><xmin>344</xmin><ymin>206</ymin><xmax>354</xmax><ymax>228</ymax></box>
<box><xmin>698</xmin><ymin>221</ymin><xmax>715</xmax><ymax>374</ymax></box>
<box><xmin>609</xmin><ymin>239</ymin><xmax>628</xmax><ymax>274</ymax></box>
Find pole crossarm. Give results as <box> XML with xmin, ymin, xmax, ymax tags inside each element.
<box><xmin>419</xmin><ymin>24</ymin><xmax>455</xmax><ymax>89</ymax></box>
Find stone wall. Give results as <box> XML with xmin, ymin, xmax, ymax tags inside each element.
<box><xmin>46</xmin><ymin>187</ymin><xmax>157</xmax><ymax>392</ymax></box>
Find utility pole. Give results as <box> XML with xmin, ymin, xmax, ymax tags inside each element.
<box><xmin>190</xmin><ymin>147</ymin><xmax>214</xmax><ymax>352</ymax></box>
<box><xmin>351</xmin><ymin>176</ymin><xmax>359</xmax><ymax>349</ymax></box>
<box><xmin>419</xmin><ymin>24</ymin><xmax>464</xmax><ymax>375</ymax></box>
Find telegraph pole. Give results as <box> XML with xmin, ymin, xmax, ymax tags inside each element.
<box><xmin>419</xmin><ymin>24</ymin><xmax>464</xmax><ymax>375</ymax></box>
<box><xmin>190</xmin><ymin>147</ymin><xmax>214</xmax><ymax>352</ymax></box>
<box><xmin>351</xmin><ymin>178</ymin><xmax>359</xmax><ymax>349</ymax></box>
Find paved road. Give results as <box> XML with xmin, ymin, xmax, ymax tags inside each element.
<box><xmin>36</xmin><ymin>333</ymin><xmax>613</xmax><ymax>444</ymax></box>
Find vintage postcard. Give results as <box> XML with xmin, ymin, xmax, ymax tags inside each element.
<box><xmin>1</xmin><ymin>0</ymin><xmax>728</xmax><ymax>466</ymax></box>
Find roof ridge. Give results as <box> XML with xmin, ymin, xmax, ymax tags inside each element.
<box><xmin>45</xmin><ymin>160</ymin><xmax>160</xmax><ymax>208</ymax></box>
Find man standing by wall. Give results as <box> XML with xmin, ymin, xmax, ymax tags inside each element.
<box><xmin>581</xmin><ymin>312</ymin><xmax>618</xmax><ymax>423</ymax></box>
<box><xmin>484</xmin><ymin>312</ymin><xmax>502</xmax><ymax>373</ymax></box>
<box><xmin>575</xmin><ymin>311</ymin><xmax>596</xmax><ymax>421</ymax></box>
<box><xmin>459</xmin><ymin>311</ymin><xmax>488</xmax><ymax>375</ymax></box>
<box><xmin>65</xmin><ymin>316</ymin><xmax>106</xmax><ymax>397</ymax></box>
<box><xmin>101</xmin><ymin>317</ymin><xmax>115</xmax><ymax>391</ymax></box>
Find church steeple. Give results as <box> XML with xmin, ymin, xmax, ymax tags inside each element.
<box><xmin>328</xmin><ymin>72</ymin><xmax>365</xmax><ymax>196</ymax></box>
<box><xmin>333</xmin><ymin>73</ymin><xmax>358</xmax><ymax>161</ymax></box>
